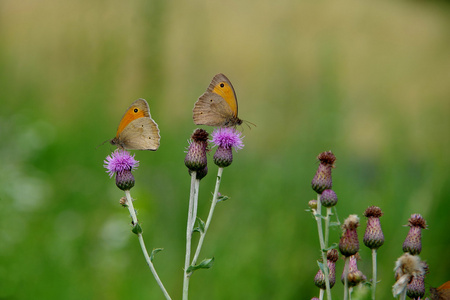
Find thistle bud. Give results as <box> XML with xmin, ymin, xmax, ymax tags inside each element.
<box><xmin>363</xmin><ymin>206</ymin><xmax>385</xmax><ymax>249</ymax></box>
<box><xmin>189</xmin><ymin>166</ymin><xmax>208</xmax><ymax>180</ymax></box>
<box><xmin>406</xmin><ymin>275</ymin><xmax>426</xmax><ymax>299</ymax></box>
<box><xmin>402</xmin><ymin>214</ymin><xmax>427</xmax><ymax>255</ymax></box>
<box><xmin>308</xmin><ymin>200</ymin><xmax>318</xmax><ymax>210</ymax></box>
<box><xmin>185</xmin><ymin>129</ymin><xmax>209</xmax><ymax>171</ymax></box>
<box><xmin>311</xmin><ymin>151</ymin><xmax>336</xmax><ymax>194</ymax></box>
<box><xmin>314</xmin><ymin>249</ymin><xmax>339</xmax><ymax>289</ymax></box>
<box><xmin>339</xmin><ymin>215</ymin><xmax>360</xmax><ymax>257</ymax></box>
<box><xmin>320</xmin><ymin>189</ymin><xmax>338</xmax><ymax>207</ymax></box>
<box><xmin>341</xmin><ymin>254</ymin><xmax>366</xmax><ymax>287</ymax></box>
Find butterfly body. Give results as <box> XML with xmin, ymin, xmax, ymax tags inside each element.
<box><xmin>110</xmin><ymin>99</ymin><xmax>160</xmax><ymax>150</ymax></box>
<box><xmin>193</xmin><ymin>73</ymin><xmax>243</xmax><ymax>127</ymax></box>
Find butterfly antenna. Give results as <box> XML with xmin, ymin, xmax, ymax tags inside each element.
<box><xmin>243</xmin><ymin>120</ymin><xmax>256</xmax><ymax>130</ymax></box>
<box><xmin>96</xmin><ymin>139</ymin><xmax>111</xmax><ymax>150</ymax></box>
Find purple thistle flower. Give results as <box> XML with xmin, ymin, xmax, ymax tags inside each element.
<box><xmin>104</xmin><ymin>150</ymin><xmax>139</xmax><ymax>191</ymax></box>
<box><xmin>211</xmin><ymin>127</ymin><xmax>244</xmax><ymax>167</ymax></box>
<box><xmin>211</xmin><ymin>127</ymin><xmax>244</xmax><ymax>150</ymax></box>
<box><xmin>104</xmin><ymin>149</ymin><xmax>139</xmax><ymax>177</ymax></box>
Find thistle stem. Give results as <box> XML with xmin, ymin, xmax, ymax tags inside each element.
<box><xmin>183</xmin><ymin>171</ymin><xmax>198</xmax><ymax>300</ymax></box>
<box><xmin>124</xmin><ymin>190</ymin><xmax>171</xmax><ymax>300</ymax></box>
<box><xmin>315</xmin><ymin>195</ymin><xmax>332</xmax><ymax>300</ymax></box>
<box><xmin>324</xmin><ymin>207</ymin><xmax>332</xmax><ymax>247</ymax></box>
<box><xmin>191</xmin><ymin>167</ymin><xmax>224</xmax><ymax>269</ymax></box>
<box><xmin>319</xmin><ymin>288</ymin><xmax>324</xmax><ymax>300</ymax></box>
<box><xmin>343</xmin><ymin>256</ymin><xmax>349</xmax><ymax>300</ymax></box>
<box><xmin>399</xmin><ymin>289</ymin><xmax>407</xmax><ymax>300</ymax></box>
<box><xmin>372</xmin><ymin>249</ymin><xmax>377</xmax><ymax>300</ymax></box>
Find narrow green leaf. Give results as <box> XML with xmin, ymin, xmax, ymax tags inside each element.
<box><xmin>186</xmin><ymin>257</ymin><xmax>215</xmax><ymax>273</ymax></box>
<box><xmin>317</xmin><ymin>260</ymin><xmax>329</xmax><ymax>274</ymax></box>
<box><xmin>323</xmin><ymin>243</ymin><xmax>338</xmax><ymax>251</ymax></box>
<box><xmin>150</xmin><ymin>248</ymin><xmax>164</xmax><ymax>262</ymax></box>
<box><xmin>197</xmin><ymin>217</ymin><xmax>205</xmax><ymax>233</ymax></box>
<box><xmin>132</xmin><ymin>223</ymin><xmax>142</xmax><ymax>235</ymax></box>
<box><xmin>217</xmin><ymin>195</ymin><xmax>229</xmax><ymax>202</ymax></box>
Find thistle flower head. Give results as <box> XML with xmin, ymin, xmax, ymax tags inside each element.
<box><xmin>104</xmin><ymin>150</ymin><xmax>139</xmax><ymax>190</ymax></box>
<box><xmin>104</xmin><ymin>149</ymin><xmax>139</xmax><ymax>177</ymax></box>
<box><xmin>211</xmin><ymin>127</ymin><xmax>244</xmax><ymax>167</ymax></box>
<box><xmin>392</xmin><ymin>253</ymin><xmax>427</xmax><ymax>297</ymax></box>
<box><xmin>339</xmin><ymin>215</ymin><xmax>360</xmax><ymax>257</ymax></box>
<box><xmin>363</xmin><ymin>206</ymin><xmax>385</xmax><ymax>249</ymax></box>
<box><xmin>341</xmin><ymin>254</ymin><xmax>366</xmax><ymax>287</ymax></box>
<box><xmin>211</xmin><ymin>127</ymin><xmax>244</xmax><ymax>150</ymax></box>
<box><xmin>403</xmin><ymin>214</ymin><xmax>427</xmax><ymax>255</ymax></box>
<box><xmin>406</xmin><ymin>274</ymin><xmax>426</xmax><ymax>299</ymax></box>
<box><xmin>392</xmin><ymin>253</ymin><xmax>428</xmax><ymax>297</ymax></box>
<box><xmin>314</xmin><ymin>249</ymin><xmax>339</xmax><ymax>289</ymax></box>
<box><xmin>311</xmin><ymin>151</ymin><xmax>336</xmax><ymax>194</ymax></box>
<box><xmin>185</xmin><ymin>129</ymin><xmax>209</xmax><ymax>171</ymax></box>
<box><xmin>320</xmin><ymin>189</ymin><xmax>338</xmax><ymax>207</ymax></box>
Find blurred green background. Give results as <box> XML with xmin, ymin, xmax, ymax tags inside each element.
<box><xmin>1</xmin><ymin>0</ymin><xmax>449</xmax><ymax>299</ymax></box>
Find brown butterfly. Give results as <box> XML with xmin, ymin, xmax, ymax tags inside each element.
<box><xmin>110</xmin><ymin>99</ymin><xmax>160</xmax><ymax>150</ymax></box>
<box><xmin>193</xmin><ymin>73</ymin><xmax>243</xmax><ymax>127</ymax></box>
<box><xmin>430</xmin><ymin>281</ymin><xmax>450</xmax><ymax>300</ymax></box>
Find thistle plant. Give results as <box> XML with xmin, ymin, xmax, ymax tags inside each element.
<box><xmin>363</xmin><ymin>206</ymin><xmax>385</xmax><ymax>300</ymax></box>
<box><xmin>183</xmin><ymin>127</ymin><xmax>244</xmax><ymax>300</ymax></box>
<box><xmin>310</xmin><ymin>151</ymin><xmax>337</xmax><ymax>300</ymax></box>
<box><xmin>104</xmin><ymin>149</ymin><xmax>171</xmax><ymax>300</ymax></box>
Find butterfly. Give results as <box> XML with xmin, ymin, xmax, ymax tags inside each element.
<box><xmin>430</xmin><ymin>281</ymin><xmax>450</xmax><ymax>300</ymax></box>
<box><xmin>193</xmin><ymin>73</ymin><xmax>243</xmax><ymax>127</ymax></box>
<box><xmin>110</xmin><ymin>98</ymin><xmax>160</xmax><ymax>150</ymax></box>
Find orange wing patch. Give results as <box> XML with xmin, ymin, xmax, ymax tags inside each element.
<box><xmin>212</xmin><ymin>81</ymin><xmax>238</xmax><ymax>117</ymax></box>
<box><xmin>116</xmin><ymin>106</ymin><xmax>146</xmax><ymax>137</ymax></box>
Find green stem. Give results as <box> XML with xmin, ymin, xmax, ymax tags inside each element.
<box><xmin>324</xmin><ymin>207</ymin><xmax>331</xmax><ymax>248</ymax></box>
<box><xmin>372</xmin><ymin>249</ymin><xmax>377</xmax><ymax>300</ymax></box>
<box><xmin>190</xmin><ymin>167</ymin><xmax>224</xmax><ymax>269</ymax></box>
<box><xmin>315</xmin><ymin>195</ymin><xmax>332</xmax><ymax>300</ymax></box>
<box><xmin>124</xmin><ymin>190</ymin><xmax>171</xmax><ymax>300</ymax></box>
<box><xmin>343</xmin><ymin>256</ymin><xmax>349</xmax><ymax>300</ymax></box>
<box><xmin>319</xmin><ymin>288</ymin><xmax>324</xmax><ymax>300</ymax></box>
<box><xmin>182</xmin><ymin>172</ymin><xmax>198</xmax><ymax>300</ymax></box>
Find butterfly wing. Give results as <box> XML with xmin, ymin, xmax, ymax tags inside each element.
<box><xmin>116</xmin><ymin>117</ymin><xmax>160</xmax><ymax>150</ymax></box>
<box><xmin>111</xmin><ymin>98</ymin><xmax>160</xmax><ymax>150</ymax></box>
<box><xmin>115</xmin><ymin>99</ymin><xmax>150</xmax><ymax>137</ymax></box>
<box><xmin>193</xmin><ymin>73</ymin><xmax>242</xmax><ymax>127</ymax></box>
<box><xmin>193</xmin><ymin>92</ymin><xmax>236</xmax><ymax>126</ymax></box>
